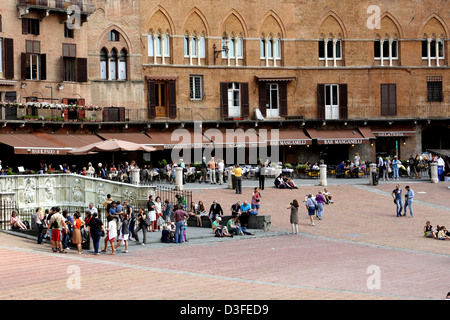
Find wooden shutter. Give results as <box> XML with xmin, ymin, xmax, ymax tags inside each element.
<box><xmin>40</xmin><ymin>54</ymin><xmax>46</xmax><ymax>80</ymax></box>
<box><xmin>389</xmin><ymin>84</ymin><xmax>397</xmax><ymax>115</ymax></box>
<box><xmin>317</xmin><ymin>84</ymin><xmax>325</xmax><ymax>120</ymax></box>
<box><xmin>168</xmin><ymin>80</ymin><xmax>177</xmax><ymax>119</ymax></box>
<box><xmin>339</xmin><ymin>84</ymin><xmax>348</xmax><ymax>119</ymax></box>
<box><xmin>78</xmin><ymin>109</ymin><xmax>85</xmax><ymax>120</ymax></box>
<box><xmin>258</xmin><ymin>82</ymin><xmax>267</xmax><ymax>117</ymax></box>
<box><xmin>22</xmin><ymin>18</ymin><xmax>28</xmax><ymax>34</ymax></box>
<box><xmin>76</xmin><ymin>58</ymin><xmax>88</xmax><ymax>82</ymax></box>
<box><xmin>4</xmin><ymin>38</ymin><xmax>14</xmax><ymax>79</ymax></box>
<box><xmin>148</xmin><ymin>80</ymin><xmax>156</xmax><ymax>119</ymax></box>
<box><xmin>220</xmin><ymin>82</ymin><xmax>228</xmax><ymax>119</ymax></box>
<box><xmin>119</xmin><ymin>107</ymin><xmax>126</xmax><ymax>122</ymax></box>
<box><xmin>103</xmin><ymin>107</ymin><xmax>110</xmax><ymax>122</ymax></box>
<box><xmin>77</xmin><ymin>99</ymin><xmax>86</xmax><ymax>106</ymax></box>
<box><xmin>62</xmin><ymin>98</ymin><xmax>69</xmax><ymax>121</ymax></box>
<box><xmin>0</xmin><ymin>15</ymin><xmax>2</xmax><ymax>33</ymax></box>
<box><xmin>241</xmin><ymin>82</ymin><xmax>249</xmax><ymax>118</ymax></box>
<box><xmin>279</xmin><ymin>82</ymin><xmax>288</xmax><ymax>117</ymax></box>
<box><xmin>60</xmin><ymin>57</ymin><xmax>65</xmax><ymax>82</ymax></box>
<box><xmin>381</xmin><ymin>84</ymin><xmax>397</xmax><ymax>115</ymax></box>
<box><xmin>21</xmin><ymin>53</ymin><xmax>27</xmax><ymax>80</ymax></box>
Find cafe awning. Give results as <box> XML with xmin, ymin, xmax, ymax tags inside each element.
<box><xmin>255</xmin><ymin>76</ymin><xmax>297</xmax><ymax>82</ymax></box>
<box><xmin>371</xmin><ymin>128</ymin><xmax>416</xmax><ymax>137</ymax></box>
<box><xmin>0</xmin><ymin>132</ymin><xmax>103</xmax><ymax>155</ymax></box>
<box><xmin>306</xmin><ymin>128</ymin><xmax>370</xmax><ymax>145</ymax></box>
<box><xmin>96</xmin><ymin>132</ymin><xmax>155</xmax><ymax>145</ymax></box>
<box><xmin>264</xmin><ymin>129</ymin><xmax>312</xmax><ymax>146</ymax></box>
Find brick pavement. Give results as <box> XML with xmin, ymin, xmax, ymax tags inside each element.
<box><xmin>0</xmin><ymin>179</ymin><xmax>449</xmax><ymax>301</ymax></box>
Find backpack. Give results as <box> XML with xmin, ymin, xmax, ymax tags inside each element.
<box><xmin>52</xmin><ymin>216</ymin><xmax>61</xmax><ymax>229</ymax></box>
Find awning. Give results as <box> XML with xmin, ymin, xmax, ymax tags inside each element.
<box><xmin>371</xmin><ymin>128</ymin><xmax>416</xmax><ymax>137</ymax></box>
<box><xmin>264</xmin><ymin>129</ymin><xmax>312</xmax><ymax>146</ymax></box>
<box><xmin>96</xmin><ymin>132</ymin><xmax>155</xmax><ymax>145</ymax></box>
<box><xmin>203</xmin><ymin>129</ymin><xmax>264</xmax><ymax>148</ymax></box>
<box><xmin>145</xmin><ymin>131</ymin><xmax>205</xmax><ymax>149</ymax></box>
<box><xmin>428</xmin><ymin>149</ymin><xmax>450</xmax><ymax>158</ymax></box>
<box><xmin>306</xmin><ymin>128</ymin><xmax>369</xmax><ymax>145</ymax></box>
<box><xmin>0</xmin><ymin>80</ymin><xmax>16</xmax><ymax>86</ymax></box>
<box><xmin>357</xmin><ymin>127</ymin><xmax>376</xmax><ymax>139</ymax></box>
<box><xmin>0</xmin><ymin>132</ymin><xmax>103</xmax><ymax>155</ymax></box>
<box><xmin>255</xmin><ymin>76</ymin><xmax>297</xmax><ymax>82</ymax></box>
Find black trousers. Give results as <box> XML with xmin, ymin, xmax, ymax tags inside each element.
<box><xmin>259</xmin><ymin>176</ymin><xmax>265</xmax><ymax>190</ymax></box>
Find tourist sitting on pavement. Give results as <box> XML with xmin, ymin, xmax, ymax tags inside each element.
<box><xmin>274</xmin><ymin>174</ymin><xmax>286</xmax><ymax>188</ymax></box>
<box><xmin>226</xmin><ymin>215</ymin><xmax>242</xmax><ymax>236</ymax></box>
<box><xmin>424</xmin><ymin>221</ymin><xmax>434</xmax><ymax>238</ymax></box>
<box><xmin>437</xmin><ymin>226</ymin><xmax>450</xmax><ymax>240</ymax></box>
<box><xmin>323</xmin><ymin>188</ymin><xmax>334</xmax><ymax>204</ymax></box>
<box><xmin>161</xmin><ymin>225</ymin><xmax>173</xmax><ymax>243</ymax></box>
<box><xmin>10</xmin><ymin>211</ymin><xmax>27</xmax><ymax>230</ymax></box>
<box><xmin>212</xmin><ymin>217</ymin><xmax>232</xmax><ymax>237</ymax></box>
<box><xmin>283</xmin><ymin>175</ymin><xmax>298</xmax><ymax>189</ymax></box>
<box><xmin>168</xmin><ymin>222</ymin><xmax>176</xmax><ymax>241</ymax></box>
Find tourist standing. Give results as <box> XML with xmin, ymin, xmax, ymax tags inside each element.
<box><xmin>86</xmin><ymin>212</ymin><xmax>105</xmax><ymax>255</ymax></box>
<box><xmin>287</xmin><ymin>199</ymin><xmax>299</xmax><ymax>234</ymax></box>
<box><xmin>208</xmin><ymin>157</ymin><xmax>217</xmax><ymax>184</ymax></box>
<box><xmin>147</xmin><ymin>195</ymin><xmax>156</xmax><ymax>232</ymax></box>
<box><xmin>115</xmin><ymin>212</ymin><xmax>129</xmax><ymax>253</ymax></box>
<box><xmin>392</xmin><ymin>156</ymin><xmax>401</xmax><ymax>181</ymax></box>
<box><xmin>233</xmin><ymin>164</ymin><xmax>243</xmax><ymax>194</ymax></box>
<box><xmin>258</xmin><ymin>163</ymin><xmax>266</xmax><ymax>190</ymax></box>
<box><xmin>200</xmin><ymin>157</ymin><xmax>207</xmax><ymax>183</ymax></box>
<box><xmin>49</xmin><ymin>207</ymin><xmax>67</xmax><ymax>253</ymax></box>
<box><xmin>218</xmin><ymin>160</ymin><xmax>225</xmax><ymax>185</ymax></box>
<box><xmin>133</xmin><ymin>208</ymin><xmax>148</xmax><ymax>245</ymax></box>
<box><xmin>391</xmin><ymin>184</ymin><xmax>403</xmax><ymax>217</ymax></box>
<box><xmin>404</xmin><ymin>185</ymin><xmax>414</xmax><ymax>218</ymax></box>
<box><xmin>72</xmin><ymin>212</ymin><xmax>84</xmax><ymax>254</ymax></box>
<box><xmin>35</xmin><ymin>207</ymin><xmax>46</xmax><ymax>244</ymax></box>
<box><xmin>173</xmin><ymin>205</ymin><xmax>189</xmax><ymax>244</ymax></box>
<box><xmin>315</xmin><ymin>191</ymin><xmax>325</xmax><ymax>220</ymax></box>
<box><xmin>251</xmin><ymin>187</ymin><xmax>262</xmax><ymax>215</ymax></box>
<box><xmin>305</xmin><ymin>194</ymin><xmax>317</xmax><ymax>226</ymax></box>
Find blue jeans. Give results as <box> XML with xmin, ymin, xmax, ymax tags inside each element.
<box><xmin>393</xmin><ymin>167</ymin><xmax>399</xmax><ymax>179</ymax></box>
<box><xmin>316</xmin><ymin>203</ymin><xmax>324</xmax><ymax>219</ymax></box>
<box><xmin>395</xmin><ymin>199</ymin><xmax>403</xmax><ymax>217</ymax></box>
<box><xmin>91</xmin><ymin>231</ymin><xmax>102</xmax><ymax>253</ymax></box>
<box><xmin>404</xmin><ymin>199</ymin><xmax>413</xmax><ymax>217</ymax></box>
<box><xmin>174</xmin><ymin>221</ymin><xmax>184</xmax><ymax>243</ymax></box>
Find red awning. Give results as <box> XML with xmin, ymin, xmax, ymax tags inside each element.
<box><xmin>264</xmin><ymin>129</ymin><xmax>312</xmax><ymax>146</ymax></box>
<box><xmin>306</xmin><ymin>128</ymin><xmax>369</xmax><ymax>145</ymax></box>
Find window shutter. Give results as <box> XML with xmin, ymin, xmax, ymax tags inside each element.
<box><xmin>258</xmin><ymin>82</ymin><xmax>267</xmax><ymax>117</ymax></box>
<box><xmin>40</xmin><ymin>54</ymin><xmax>47</xmax><ymax>80</ymax></box>
<box><xmin>78</xmin><ymin>109</ymin><xmax>85</xmax><ymax>120</ymax></box>
<box><xmin>317</xmin><ymin>84</ymin><xmax>325</xmax><ymax>119</ymax></box>
<box><xmin>76</xmin><ymin>58</ymin><xmax>88</xmax><ymax>82</ymax></box>
<box><xmin>62</xmin><ymin>98</ymin><xmax>69</xmax><ymax>121</ymax></box>
<box><xmin>339</xmin><ymin>84</ymin><xmax>348</xmax><ymax>119</ymax></box>
<box><xmin>148</xmin><ymin>80</ymin><xmax>156</xmax><ymax>118</ymax></box>
<box><xmin>62</xmin><ymin>44</ymin><xmax>69</xmax><ymax>57</ymax></box>
<box><xmin>102</xmin><ymin>107</ymin><xmax>110</xmax><ymax>122</ymax></box>
<box><xmin>0</xmin><ymin>15</ymin><xmax>2</xmax><ymax>33</ymax></box>
<box><xmin>22</xmin><ymin>18</ymin><xmax>28</xmax><ymax>34</ymax></box>
<box><xmin>119</xmin><ymin>107</ymin><xmax>126</xmax><ymax>122</ymax></box>
<box><xmin>4</xmin><ymin>38</ymin><xmax>14</xmax><ymax>79</ymax></box>
<box><xmin>241</xmin><ymin>82</ymin><xmax>249</xmax><ymax>118</ymax></box>
<box><xmin>77</xmin><ymin>99</ymin><xmax>86</xmax><ymax>106</ymax></box>
<box><xmin>381</xmin><ymin>84</ymin><xmax>389</xmax><ymax>115</ymax></box>
<box><xmin>60</xmin><ymin>57</ymin><xmax>65</xmax><ymax>82</ymax></box>
<box><xmin>389</xmin><ymin>84</ymin><xmax>397</xmax><ymax>115</ymax></box>
<box><xmin>220</xmin><ymin>82</ymin><xmax>229</xmax><ymax>119</ymax></box>
<box><xmin>21</xmin><ymin>53</ymin><xmax>27</xmax><ymax>80</ymax></box>
<box><xmin>279</xmin><ymin>82</ymin><xmax>288</xmax><ymax>117</ymax></box>
<box><xmin>168</xmin><ymin>80</ymin><xmax>177</xmax><ymax>119</ymax></box>
<box><xmin>36</xmin><ymin>19</ymin><xmax>40</xmax><ymax>36</ymax></box>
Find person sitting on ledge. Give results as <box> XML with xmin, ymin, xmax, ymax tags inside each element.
<box><xmin>212</xmin><ymin>217</ymin><xmax>232</xmax><ymax>237</ymax></box>
<box><xmin>10</xmin><ymin>211</ymin><xmax>27</xmax><ymax>230</ymax></box>
<box><xmin>274</xmin><ymin>174</ymin><xmax>286</xmax><ymax>189</ymax></box>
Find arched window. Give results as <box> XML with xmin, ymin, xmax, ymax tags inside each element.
<box><xmin>100</xmin><ymin>48</ymin><xmax>108</xmax><ymax>80</ymax></box>
<box><xmin>108</xmin><ymin>30</ymin><xmax>120</xmax><ymax>42</ymax></box>
<box><xmin>109</xmin><ymin>48</ymin><xmax>118</xmax><ymax>80</ymax></box>
<box><xmin>119</xmin><ymin>49</ymin><xmax>127</xmax><ymax>80</ymax></box>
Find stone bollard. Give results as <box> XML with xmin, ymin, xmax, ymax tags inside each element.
<box><xmin>175</xmin><ymin>167</ymin><xmax>184</xmax><ymax>190</ymax></box>
<box><xmin>319</xmin><ymin>164</ymin><xmax>327</xmax><ymax>186</ymax></box>
<box><xmin>228</xmin><ymin>167</ymin><xmax>233</xmax><ymax>189</ymax></box>
<box><xmin>430</xmin><ymin>162</ymin><xmax>439</xmax><ymax>183</ymax></box>
<box><xmin>369</xmin><ymin>163</ymin><xmax>377</xmax><ymax>185</ymax></box>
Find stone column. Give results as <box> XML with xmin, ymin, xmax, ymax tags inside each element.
<box><xmin>131</xmin><ymin>168</ymin><xmax>140</xmax><ymax>185</ymax></box>
<box><xmin>369</xmin><ymin>163</ymin><xmax>377</xmax><ymax>185</ymax></box>
<box><xmin>319</xmin><ymin>164</ymin><xmax>327</xmax><ymax>186</ymax></box>
<box><xmin>175</xmin><ymin>167</ymin><xmax>184</xmax><ymax>190</ymax></box>
<box><xmin>228</xmin><ymin>167</ymin><xmax>233</xmax><ymax>189</ymax></box>
<box><xmin>430</xmin><ymin>162</ymin><xmax>439</xmax><ymax>183</ymax></box>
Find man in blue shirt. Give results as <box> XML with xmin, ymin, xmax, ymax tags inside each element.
<box><xmin>240</xmin><ymin>201</ymin><xmax>252</xmax><ymax>215</ymax></box>
<box><xmin>391</xmin><ymin>185</ymin><xmax>403</xmax><ymax>217</ymax></box>
<box><xmin>404</xmin><ymin>186</ymin><xmax>414</xmax><ymax>218</ymax></box>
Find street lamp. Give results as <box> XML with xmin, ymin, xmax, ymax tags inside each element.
<box><xmin>213</xmin><ymin>37</ymin><xmax>229</xmax><ymax>65</ymax></box>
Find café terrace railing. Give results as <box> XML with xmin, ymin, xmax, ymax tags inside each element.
<box><xmin>17</xmin><ymin>0</ymin><xmax>95</xmax><ymax>13</ymax></box>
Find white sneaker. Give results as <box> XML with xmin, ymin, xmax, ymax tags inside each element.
<box><xmin>310</xmin><ymin>222</ymin><xmax>315</xmax><ymax>226</ymax></box>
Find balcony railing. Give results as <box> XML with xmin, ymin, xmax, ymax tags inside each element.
<box><xmin>18</xmin><ymin>0</ymin><xmax>95</xmax><ymax>13</ymax></box>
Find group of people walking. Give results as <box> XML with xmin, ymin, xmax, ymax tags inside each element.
<box><xmin>391</xmin><ymin>184</ymin><xmax>415</xmax><ymax>218</ymax></box>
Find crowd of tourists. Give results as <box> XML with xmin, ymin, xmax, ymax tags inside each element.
<box><xmin>424</xmin><ymin>221</ymin><xmax>450</xmax><ymax>240</ymax></box>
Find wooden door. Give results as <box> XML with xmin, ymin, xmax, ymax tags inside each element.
<box><xmin>155</xmin><ymin>82</ymin><xmax>168</xmax><ymax>117</ymax></box>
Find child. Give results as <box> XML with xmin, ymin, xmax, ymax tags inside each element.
<box><xmin>163</xmin><ymin>199</ymin><xmax>172</xmax><ymax>223</ymax></box>
<box><xmin>103</xmin><ymin>215</ymin><xmax>117</xmax><ymax>255</ymax></box>
<box><xmin>182</xmin><ymin>219</ymin><xmax>188</xmax><ymax>242</ymax></box>
<box><xmin>115</xmin><ymin>213</ymin><xmax>129</xmax><ymax>253</ymax></box>
<box><xmin>161</xmin><ymin>224</ymin><xmax>172</xmax><ymax>243</ymax></box>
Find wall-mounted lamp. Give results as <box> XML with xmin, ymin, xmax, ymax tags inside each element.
<box><xmin>21</xmin><ymin>82</ymin><xmax>27</xmax><ymax>89</ymax></box>
<box><xmin>58</xmin><ymin>84</ymin><xmax>65</xmax><ymax>90</ymax></box>
<box><xmin>213</xmin><ymin>38</ymin><xmax>229</xmax><ymax>65</ymax></box>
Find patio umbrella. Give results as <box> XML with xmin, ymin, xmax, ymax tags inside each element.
<box><xmin>68</xmin><ymin>139</ymin><xmax>157</xmax><ymax>154</ymax></box>
<box><xmin>68</xmin><ymin>139</ymin><xmax>157</xmax><ymax>165</ymax></box>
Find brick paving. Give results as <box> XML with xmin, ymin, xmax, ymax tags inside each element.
<box><xmin>0</xmin><ymin>179</ymin><xmax>449</xmax><ymax>301</ymax></box>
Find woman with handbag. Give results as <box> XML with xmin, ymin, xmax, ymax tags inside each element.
<box><xmin>251</xmin><ymin>187</ymin><xmax>262</xmax><ymax>215</ymax></box>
